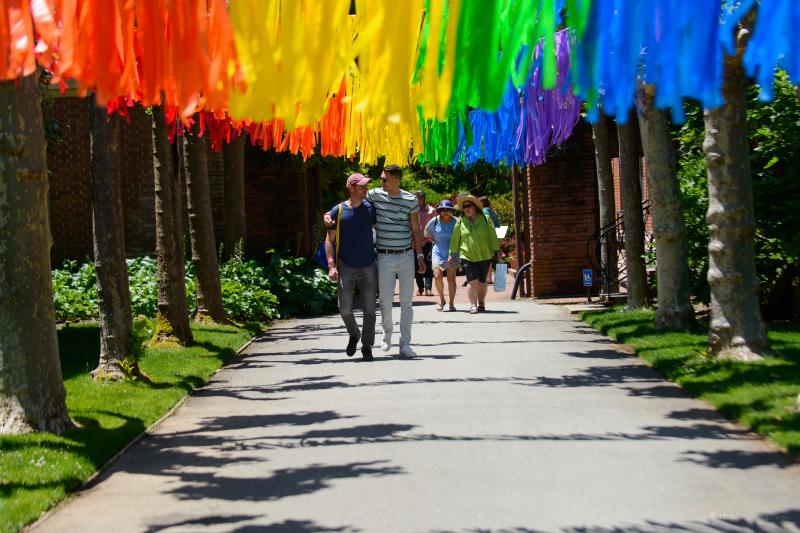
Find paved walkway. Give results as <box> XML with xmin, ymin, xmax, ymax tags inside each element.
<box><xmin>36</xmin><ymin>297</ymin><xmax>800</xmax><ymax>532</ymax></box>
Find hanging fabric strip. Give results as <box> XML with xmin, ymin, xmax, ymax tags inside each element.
<box><xmin>743</xmin><ymin>0</ymin><xmax>795</xmax><ymax>101</ymax></box>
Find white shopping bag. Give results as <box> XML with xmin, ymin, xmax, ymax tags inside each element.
<box><xmin>493</xmin><ymin>263</ymin><xmax>508</xmax><ymax>292</ymax></box>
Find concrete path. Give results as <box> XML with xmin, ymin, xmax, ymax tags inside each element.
<box><xmin>36</xmin><ymin>299</ymin><xmax>800</xmax><ymax>532</ymax></box>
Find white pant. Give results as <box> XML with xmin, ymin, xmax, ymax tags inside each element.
<box><xmin>377</xmin><ymin>250</ymin><xmax>415</xmax><ymax>347</ymax></box>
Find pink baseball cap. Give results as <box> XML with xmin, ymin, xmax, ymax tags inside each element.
<box><xmin>346</xmin><ymin>173</ymin><xmax>369</xmax><ymax>187</ymax></box>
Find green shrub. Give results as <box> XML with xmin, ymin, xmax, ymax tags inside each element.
<box><xmin>219</xmin><ymin>256</ymin><xmax>279</xmax><ymax>322</ymax></box>
<box><xmin>126</xmin><ymin>257</ymin><xmax>159</xmax><ymax>317</ymax></box>
<box><xmin>262</xmin><ymin>250</ymin><xmax>338</xmax><ymax>317</ymax></box>
<box><xmin>52</xmin><ymin>251</ymin><xmax>335</xmax><ymax>323</ymax></box>
<box><xmin>52</xmin><ymin>260</ymin><xmax>97</xmax><ymax>321</ymax></box>
<box><xmin>488</xmin><ymin>193</ymin><xmax>514</xmax><ymax>229</ymax></box>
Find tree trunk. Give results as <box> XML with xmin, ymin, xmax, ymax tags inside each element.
<box><xmin>617</xmin><ymin>111</ymin><xmax>648</xmax><ymax>309</ymax></box>
<box><xmin>637</xmin><ymin>84</ymin><xmax>694</xmax><ymax>330</ymax></box>
<box><xmin>0</xmin><ymin>75</ymin><xmax>71</xmax><ymax>434</ymax></box>
<box><xmin>703</xmin><ymin>15</ymin><xmax>768</xmax><ymax>360</ymax></box>
<box><xmin>90</xmin><ymin>104</ymin><xmax>136</xmax><ymax>379</ymax></box>
<box><xmin>512</xmin><ymin>164</ymin><xmax>524</xmax><ymax>291</ymax></box>
<box><xmin>152</xmin><ymin>103</ymin><xmax>193</xmax><ymax>346</ymax></box>
<box><xmin>592</xmin><ymin>112</ymin><xmax>619</xmax><ymax>296</ymax></box>
<box><xmin>222</xmin><ymin>132</ymin><xmax>246</xmax><ymax>261</ymax></box>
<box><xmin>183</xmin><ymin>121</ymin><xmax>227</xmax><ymax>323</ymax></box>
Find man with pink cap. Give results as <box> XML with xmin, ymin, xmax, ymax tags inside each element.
<box><xmin>325</xmin><ymin>173</ymin><xmax>377</xmax><ymax>361</ymax></box>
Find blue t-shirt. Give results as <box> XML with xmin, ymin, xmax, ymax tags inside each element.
<box><xmin>329</xmin><ymin>200</ymin><xmax>376</xmax><ymax>267</ymax></box>
<box><xmin>424</xmin><ymin>216</ymin><xmax>457</xmax><ymax>264</ymax></box>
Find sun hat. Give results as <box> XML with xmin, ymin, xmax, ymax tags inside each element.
<box><xmin>346</xmin><ymin>173</ymin><xmax>370</xmax><ymax>187</ymax></box>
<box><xmin>455</xmin><ymin>194</ymin><xmax>482</xmax><ymax>211</ymax></box>
<box><xmin>436</xmin><ymin>199</ymin><xmax>456</xmax><ymax>213</ymax></box>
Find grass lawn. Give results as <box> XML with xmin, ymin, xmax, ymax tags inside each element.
<box><xmin>580</xmin><ymin>307</ymin><xmax>800</xmax><ymax>455</ymax></box>
<box><xmin>0</xmin><ymin>321</ymin><xmax>259</xmax><ymax>533</ymax></box>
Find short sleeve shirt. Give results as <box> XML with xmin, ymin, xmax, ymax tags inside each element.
<box><xmin>329</xmin><ymin>200</ymin><xmax>376</xmax><ymax>267</ymax></box>
<box><xmin>366</xmin><ymin>187</ymin><xmax>419</xmax><ymax>250</ymax></box>
<box><xmin>424</xmin><ymin>216</ymin><xmax>457</xmax><ymax>260</ymax></box>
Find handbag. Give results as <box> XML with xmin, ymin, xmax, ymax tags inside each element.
<box><xmin>493</xmin><ymin>263</ymin><xmax>508</xmax><ymax>292</ymax></box>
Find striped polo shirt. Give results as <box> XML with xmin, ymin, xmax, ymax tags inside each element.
<box><xmin>367</xmin><ymin>187</ymin><xmax>419</xmax><ymax>250</ymax></box>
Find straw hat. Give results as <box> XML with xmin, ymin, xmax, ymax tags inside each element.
<box><xmin>455</xmin><ymin>194</ymin><xmax>482</xmax><ymax>212</ymax></box>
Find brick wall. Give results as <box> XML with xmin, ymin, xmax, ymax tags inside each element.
<box><xmin>47</xmin><ymin>97</ymin><xmax>319</xmax><ymax>265</ymax></box>
<box><xmin>526</xmin><ymin>120</ymin><xmax>600</xmax><ymax>297</ymax></box>
<box><xmin>47</xmin><ymin>97</ymin><xmax>93</xmax><ymax>263</ymax></box>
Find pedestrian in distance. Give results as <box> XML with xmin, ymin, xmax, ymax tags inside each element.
<box><xmin>325</xmin><ymin>173</ymin><xmax>378</xmax><ymax>361</ymax></box>
<box><xmin>414</xmin><ymin>191</ymin><xmax>436</xmax><ymax>297</ymax></box>
<box><xmin>424</xmin><ymin>199</ymin><xmax>459</xmax><ymax>312</ymax></box>
<box><xmin>449</xmin><ymin>194</ymin><xmax>502</xmax><ymax>314</ymax></box>
<box><xmin>325</xmin><ymin>165</ymin><xmax>426</xmax><ymax>358</ymax></box>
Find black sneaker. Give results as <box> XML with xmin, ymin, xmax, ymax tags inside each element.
<box><xmin>346</xmin><ymin>334</ymin><xmax>360</xmax><ymax>356</ymax></box>
<box><xmin>361</xmin><ymin>346</ymin><xmax>374</xmax><ymax>361</ymax></box>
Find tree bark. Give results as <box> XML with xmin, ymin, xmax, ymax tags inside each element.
<box><xmin>90</xmin><ymin>104</ymin><xmax>136</xmax><ymax>379</ymax></box>
<box><xmin>703</xmin><ymin>15</ymin><xmax>768</xmax><ymax>360</ymax></box>
<box><xmin>592</xmin><ymin>112</ymin><xmax>619</xmax><ymax>296</ymax></box>
<box><xmin>637</xmin><ymin>84</ymin><xmax>694</xmax><ymax>330</ymax></box>
<box><xmin>617</xmin><ymin>111</ymin><xmax>648</xmax><ymax>309</ymax></box>
<box><xmin>512</xmin><ymin>164</ymin><xmax>524</xmax><ymax>287</ymax></box>
<box><xmin>0</xmin><ymin>75</ymin><xmax>71</xmax><ymax>434</ymax></box>
<box><xmin>222</xmin><ymin>132</ymin><xmax>246</xmax><ymax>261</ymax></box>
<box><xmin>183</xmin><ymin>121</ymin><xmax>226</xmax><ymax>323</ymax></box>
<box><xmin>152</xmin><ymin>103</ymin><xmax>193</xmax><ymax>346</ymax></box>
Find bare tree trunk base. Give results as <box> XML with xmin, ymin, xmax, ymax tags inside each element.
<box><xmin>1</xmin><ymin>399</ymin><xmax>74</xmax><ymax>435</ymax></box>
<box><xmin>91</xmin><ymin>363</ymin><xmax>127</xmax><ymax>381</ymax></box>
<box><xmin>150</xmin><ymin>313</ymin><xmax>191</xmax><ymax>349</ymax></box>
<box><xmin>654</xmin><ymin>305</ymin><xmax>695</xmax><ymax>331</ymax></box>
<box><xmin>193</xmin><ymin>312</ymin><xmax>234</xmax><ymax>326</ymax></box>
<box><xmin>709</xmin><ymin>335</ymin><xmax>767</xmax><ymax>361</ymax></box>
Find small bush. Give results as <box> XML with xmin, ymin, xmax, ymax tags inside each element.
<box><xmin>52</xmin><ymin>251</ymin><xmax>336</xmax><ymax>323</ymax></box>
<box><xmin>219</xmin><ymin>256</ymin><xmax>279</xmax><ymax>322</ymax></box>
<box><xmin>52</xmin><ymin>260</ymin><xmax>97</xmax><ymax>321</ymax></box>
<box><xmin>126</xmin><ymin>257</ymin><xmax>159</xmax><ymax>317</ymax></box>
<box><xmin>262</xmin><ymin>250</ymin><xmax>338</xmax><ymax>317</ymax></box>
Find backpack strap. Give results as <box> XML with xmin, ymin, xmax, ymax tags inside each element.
<box><xmin>335</xmin><ymin>202</ymin><xmax>345</xmax><ymax>265</ymax></box>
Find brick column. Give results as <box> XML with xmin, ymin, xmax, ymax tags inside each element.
<box><xmin>526</xmin><ymin>121</ymin><xmax>600</xmax><ymax>297</ymax></box>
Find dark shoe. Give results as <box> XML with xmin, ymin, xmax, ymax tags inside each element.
<box><xmin>361</xmin><ymin>346</ymin><xmax>374</xmax><ymax>361</ymax></box>
<box><xmin>346</xmin><ymin>334</ymin><xmax>360</xmax><ymax>356</ymax></box>
<box><xmin>477</xmin><ymin>304</ymin><xmax>486</xmax><ymax>312</ymax></box>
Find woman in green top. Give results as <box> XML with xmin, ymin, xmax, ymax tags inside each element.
<box><xmin>448</xmin><ymin>195</ymin><xmax>502</xmax><ymax>314</ymax></box>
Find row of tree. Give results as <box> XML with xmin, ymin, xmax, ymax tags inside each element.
<box><xmin>0</xmin><ymin>77</ymin><xmax>247</xmax><ymax>435</ymax></box>
<box><xmin>592</xmin><ymin>12</ymin><xmax>768</xmax><ymax>361</ymax></box>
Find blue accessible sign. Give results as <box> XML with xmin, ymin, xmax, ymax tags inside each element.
<box><xmin>582</xmin><ymin>268</ymin><xmax>593</xmax><ymax>287</ymax></box>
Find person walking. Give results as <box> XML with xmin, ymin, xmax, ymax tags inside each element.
<box><xmin>325</xmin><ymin>173</ymin><xmax>377</xmax><ymax>361</ymax></box>
<box><xmin>449</xmin><ymin>194</ymin><xmax>502</xmax><ymax>314</ymax></box>
<box><xmin>324</xmin><ymin>165</ymin><xmax>426</xmax><ymax>358</ymax></box>
<box><xmin>480</xmin><ymin>196</ymin><xmax>501</xmax><ymax>284</ymax></box>
<box><xmin>424</xmin><ymin>199</ymin><xmax>459</xmax><ymax>312</ymax></box>
<box><xmin>414</xmin><ymin>191</ymin><xmax>436</xmax><ymax>296</ymax></box>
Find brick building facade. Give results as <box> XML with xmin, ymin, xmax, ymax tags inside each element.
<box><xmin>522</xmin><ymin>119</ymin><xmax>649</xmax><ymax>298</ymax></box>
<box><xmin>525</xmin><ymin>121</ymin><xmax>600</xmax><ymax>297</ymax></box>
<box><xmin>47</xmin><ymin>97</ymin><xmax>321</xmax><ymax>265</ymax></box>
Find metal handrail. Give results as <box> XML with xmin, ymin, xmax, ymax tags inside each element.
<box><xmin>586</xmin><ymin>200</ymin><xmax>654</xmax><ymax>298</ymax></box>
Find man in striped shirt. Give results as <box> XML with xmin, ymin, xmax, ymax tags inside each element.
<box><xmin>325</xmin><ymin>165</ymin><xmax>426</xmax><ymax>358</ymax></box>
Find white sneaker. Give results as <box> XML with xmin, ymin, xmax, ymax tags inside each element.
<box><xmin>398</xmin><ymin>345</ymin><xmax>417</xmax><ymax>358</ymax></box>
<box><xmin>381</xmin><ymin>339</ymin><xmax>392</xmax><ymax>352</ymax></box>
